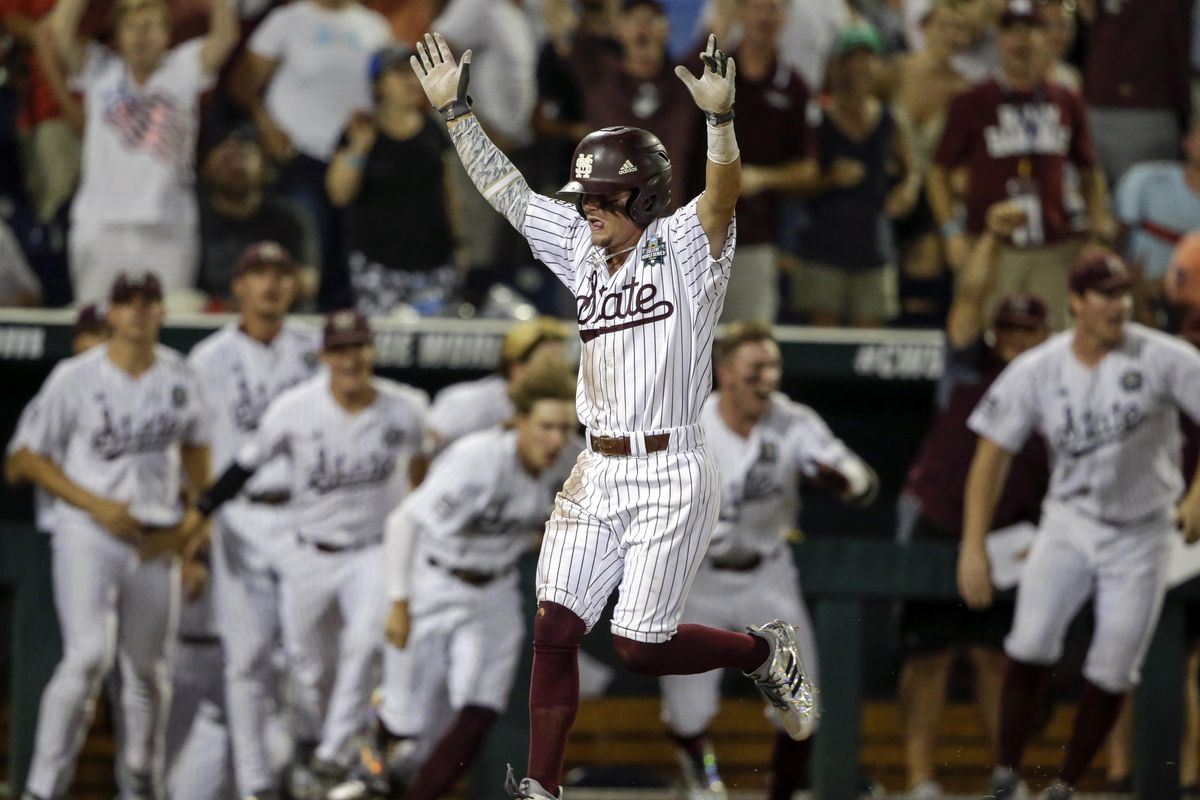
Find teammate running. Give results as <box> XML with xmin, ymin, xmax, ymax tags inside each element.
<box><xmin>18</xmin><ymin>272</ymin><xmax>210</xmax><ymax>800</ymax></box>
<box><xmin>961</xmin><ymin>252</ymin><xmax>1200</xmax><ymax>799</ymax></box>
<box><xmin>660</xmin><ymin>322</ymin><xmax>876</xmax><ymax>800</ymax></box>
<box><xmin>409</xmin><ymin>30</ymin><xmax>814</xmax><ymax>800</ymax></box>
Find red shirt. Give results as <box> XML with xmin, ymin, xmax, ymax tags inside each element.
<box><xmin>935</xmin><ymin>78</ymin><xmax>1096</xmax><ymax>243</ymax></box>
<box><xmin>731</xmin><ymin>52</ymin><xmax>814</xmax><ymax>246</ymax></box>
<box><xmin>0</xmin><ymin>0</ymin><xmax>59</xmax><ymax>129</ymax></box>
<box><xmin>1083</xmin><ymin>0</ymin><xmax>1191</xmax><ymax>119</ymax></box>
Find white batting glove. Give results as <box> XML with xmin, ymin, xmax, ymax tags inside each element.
<box><xmin>674</xmin><ymin>35</ymin><xmax>736</xmax><ymax>117</ymax></box>
<box><xmin>410</xmin><ymin>32</ymin><xmax>473</xmax><ymax>119</ymax></box>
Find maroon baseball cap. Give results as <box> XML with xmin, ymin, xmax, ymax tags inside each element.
<box><xmin>323</xmin><ymin>309</ymin><xmax>373</xmax><ymax>349</ymax></box>
<box><xmin>999</xmin><ymin>0</ymin><xmax>1045</xmax><ymax>26</ymax></box>
<box><xmin>73</xmin><ymin>302</ymin><xmax>108</xmax><ymax>336</ymax></box>
<box><xmin>110</xmin><ymin>271</ymin><xmax>163</xmax><ymax>304</ymax></box>
<box><xmin>235</xmin><ymin>241</ymin><xmax>295</xmax><ymax>277</ymax></box>
<box><xmin>993</xmin><ymin>291</ymin><xmax>1049</xmax><ymax>330</ymax></box>
<box><xmin>1068</xmin><ymin>251</ymin><xmax>1133</xmax><ymax>295</ymax></box>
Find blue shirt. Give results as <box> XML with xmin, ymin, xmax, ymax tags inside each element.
<box><xmin>1116</xmin><ymin>162</ymin><xmax>1200</xmax><ymax>278</ymax></box>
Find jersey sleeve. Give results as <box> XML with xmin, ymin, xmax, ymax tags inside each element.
<box><xmin>402</xmin><ymin>438</ymin><xmax>494</xmax><ymax>540</ymax></box>
<box><xmin>523</xmin><ymin>193</ymin><xmax>583</xmax><ymax>289</ymax></box>
<box><xmin>786</xmin><ymin>405</ymin><xmax>860</xmax><ymax>477</ymax></box>
<box><xmin>20</xmin><ymin>364</ymin><xmax>77</xmax><ymax>459</ymax></box>
<box><xmin>1161</xmin><ymin>337</ymin><xmax>1200</xmax><ymax>426</ymax></box>
<box><xmin>968</xmin><ymin>356</ymin><xmax>1040</xmax><ymax>453</ymax></box>
<box><xmin>181</xmin><ymin>367</ymin><xmax>212</xmax><ymax>448</ymax></box>
<box><xmin>247</xmin><ymin>6</ymin><xmax>290</xmax><ymax>60</ymax></box>
<box><xmin>7</xmin><ymin>395</ymin><xmax>43</xmax><ymax>456</ymax></box>
<box><xmin>235</xmin><ymin>396</ymin><xmax>290</xmax><ymax>470</ymax></box>
<box><xmin>668</xmin><ymin>195</ymin><xmax>736</xmax><ymax>308</ymax></box>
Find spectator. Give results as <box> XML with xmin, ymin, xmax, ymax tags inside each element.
<box><xmin>889</xmin><ymin>1</ymin><xmax>971</xmax><ymax>326</ymax></box>
<box><xmin>1114</xmin><ymin>119</ymin><xmax>1200</xmax><ymax>325</ymax></box>
<box><xmin>906</xmin><ymin>0</ymin><xmax>1002</xmax><ymax>83</ymax></box>
<box><xmin>1041</xmin><ymin>0</ymin><xmax>1080</xmax><ymax>93</ymax></box>
<box><xmin>0</xmin><ymin>0</ymin><xmax>83</xmax><ymax>223</ymax></box>
<box><xmin>573</xmin><ymin>0</ymin><xmax>698</xmax><ymax>212</ymax></box>
<box><xmin>199</xmin><ymin>128</ymin><xmax>318</xmax><ymax>309</ymax></box>
<box><xmin>1079</xmin><ymin>0</ymin><xmax>1192</xmax><ymax>185</ymax></box>
<box><xmin>48</xmin><ymin>0</ymin><xmax>238</xmax><ymax>305</ymax></box>
<box><xmin>0</xmin><ymin>217</ymin><xmax>43</xmax><ymax>305</ymax></box>
<box><xmin>929</xmin><ymin>0</ymin><xmax>1112</xmax><ymax>329</ymax></box>
<box><xmin>326</xmin><ymin>44</ymin><xmax>462</xmax><ymax>316</ymax></box>
<box><xmin>896</xmin><ymin>200</ymin><xmax>1050</xmax><ymax>799</ymax></box>
<box><xmin>706</xmin><ymin>0</ymin><xmax>817</xmax><ymax>323</ymax></box>
<box><xmin>776</xmin><ymin>0</ymin><xmax>851</xmax><ymax>93</ymax></box>
<box><xmin>231</xmin><ymin>0</ymin><xmax>391</xmax><ymax>308</ymax></box>
<box><xmin>791</xmin><ymin>25</ymin><xmax>920</xmax><ymax>327</ymax></box>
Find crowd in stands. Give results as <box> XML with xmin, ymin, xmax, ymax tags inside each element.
<box><xmin>0</xmin><ymin>0</ymin><xmax>1198</xmax><ymax>330</ymax></box>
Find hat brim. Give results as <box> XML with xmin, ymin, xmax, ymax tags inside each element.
<box><xmin>323</xmin><ymin>332</ymin><xmax>374</xmax><ymax>349</ymax></box>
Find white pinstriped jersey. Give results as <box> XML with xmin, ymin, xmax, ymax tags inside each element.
<box><xmin>402</xmin><ymin>427</ymin><xmax>582</xmax><ymax>576</ymax></box>
<box><xmin>970</xmin><ymin>323</ymin><xmax>1200</xmax><ymax>523</ymax></box>
<box><xmin>427</xmin><ymin>374</ymin><xmax>511</xmax><ymax>444</ymax></box>
<box><xmin>236</xmin><ymin>374</ymin><xmax>427</xmax><ymax>546</ymax></box>
<box><xmin>522</xmin><ymin>194</ymin><xmax>736</xmax><ymax>434</ymax></box>
<box><xmin>702</xmin><ymin>393</ymin><xmax>866</xmax><ymax>560</ymax></box>
<box><xmin>21</xmin><ymin>344</ymin><xmax>210</xmax><ymax>528</ymax></box>
<box><xmin>7</xmin><ymin>394</ymin><xmax>57</xmax><ymax>532</ymax></box>
<box><xmin>187</xmin><ymin>323</ymin><xmax>319</xmax><ymax>523</ymax></box>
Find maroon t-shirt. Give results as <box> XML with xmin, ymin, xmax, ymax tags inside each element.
<box><xmin>934</xmin><ymin>79</ymin><xmax>1096</xmax><ymax>243</ymax></box>
<box><xmin>1083</xmin><ymin>0</ymin><xmax>1191</xmax><ymax>119</ymax></box>
<box><xmin>571</xmin><ymin>40</ymin><xmax>699</xmax><ymax>213</ymax></box>
<box><xmin>905</xmin><ymin>338</ymin><xmax>1050</xmax><ymax>536</ymax></box>
<box><xmin>731</xmin><ymin>52</ymin><xmax>814</xmax><ymax>245</ymax></box>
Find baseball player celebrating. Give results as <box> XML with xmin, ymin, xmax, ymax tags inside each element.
<box><xmin>331</xmin><ymin>360</ymin><xmax>581</xmax><ymax>800</ymax></box>
<box><xmin>187</xmin><ymin>242</ymin><xmax>319</xmax><ymax>800</ymax></box>
<box><xmin>184</xmin><ymin>310</ymin><xmax>426</xmax><ymax>793</ymax></box>
<box><xmin>17</xmin><ymin>272</ymin><xmax>211</xmax><ymax>800</ymax></box>
<box><xmin>410</xmin><ymin>31</ymin><xmax>815</xmax><ymax>800</ymax></box>
<box><xmin>660</xmin><ymin>322</ymin><xmax>876</xmax><ymax>800</ymax></box>
<box><xmin>960</xmin><ymin>252</ymin><xmax>1200</xmax><ymax>800</ymax></box>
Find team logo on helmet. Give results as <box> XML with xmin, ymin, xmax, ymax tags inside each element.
<box><xmin>618</xmin><ymin>159</ymin><xmax>638</xmax><ymax>175</ymax></box>
<box><xmin>574</xmin><ymin>153</ymin><xmax>595</xmax><ymax>179</ymax></box>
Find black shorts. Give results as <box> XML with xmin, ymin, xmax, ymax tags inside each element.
<box><xmin>899</xmin><ymin>515</ymin><xmax>1017</xmax><ymax>657</ymax></box>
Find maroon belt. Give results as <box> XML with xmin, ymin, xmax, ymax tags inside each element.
<box><xmin>589</xmin><ymin>432</ymin><xmax>671</xmax><ymax>457</ymax></box>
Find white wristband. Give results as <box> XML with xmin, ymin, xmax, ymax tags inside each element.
<box><xmin>706</xmin><ymin>121</ymin><xmax>739</xmax><ymax>165</ymax></box>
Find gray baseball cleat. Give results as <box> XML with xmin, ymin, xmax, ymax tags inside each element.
<box><xmin>988</xmin><ymin>766</ymin><xmax>1020</xmax><ymax>800</ymax></box>
<box><xmin>1040</xmin><ymin>780</ymin><xmax>1072</xmax><ymax>800</ymax></box>
<box><xmin>745</xmin><ymin>620</ymin><xmax>818</xmax><ymax>740</ymax></box>
<box><xmin>504</xmin><ymin>765</ymin><xmax>563</xmax><ymax>799</ymax></box>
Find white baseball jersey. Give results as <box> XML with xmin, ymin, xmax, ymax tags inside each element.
<box><xmin>8</xmin><ymin>394</ymin><xmax>58</xmax><ymax>533</ymax></box>
<box><xmin>427</xmin><ymin>374</ymin><xmax>512</xmax><ymax>445</ymax></box>
<box><xmin>701</xmin><ymin>392</ymin><xmax>867</xmax><ymax>561</ymax></box>
<box><xmin>23</xmin><ymin>344</ymin><xmax>210</xmax><ymax>528</ymax></box>
<box><xmin>522</xmin><ymin>194</ymin><xmax>736</xmax><ymax>434</ymax></box>
<box><xmin>400</xmin><ymin>427</ymin><xmax>581</xmax><ymax>585</ymax></box>
<box><xmin>970</xmin><ymin>323</ymin><xmax>1200</xmax><ymax>524</ymax></box>
<box><xmin>237</xmin><ymin>374</ymin><xmax>426</xmax><ymax>546</ymax></box>
<box><xmin>187</xmin><ymin>323</ymin><xmax>320</xmax><ymax>512</ymax></box>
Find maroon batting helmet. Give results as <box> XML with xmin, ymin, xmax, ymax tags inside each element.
<box><xmin>557</xmin><ymin>126</ymin><xmax>672</xmax><ymax>227</ymax></box>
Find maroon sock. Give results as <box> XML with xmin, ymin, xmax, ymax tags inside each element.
<box><xmin>612</xmin><ymin>625</ymin><xmax>770</xmax><ymax>677</ymax></box>
<box><xmin>1058</xmin><ymin>681</ymin><xmax>1126</xmax><ymax>787</ymax></box>
<box><xmin>767</xmin><ymin>732</ymin><xmax>812</xmax><ymax>800</ymax></box>
<box><xmin>527</xmin><ymin>602</ymin><xmax>587</xmax><ymax>796</ymax></box>
<box><xmin>998</xmin><ymin>659</ymin><xmax>1053</xmax><ymax>769</ymax></box>
<box><xmin>404</xmin><ymin>706</ymin><xmax>498</xmax><ymax>800</ymax></box>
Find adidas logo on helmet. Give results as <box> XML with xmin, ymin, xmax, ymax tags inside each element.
<box><xmin>618</xmin><ymin>159</ymin><xmax>638</xmax><ymax>175</ymax></box>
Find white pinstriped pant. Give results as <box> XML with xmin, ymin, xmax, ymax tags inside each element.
<box><xmin>1005</xmin><ymin>502</ymin><xmax>1172</xmax><ymax>693</ymax></box>
<box><xmin>164</xmin><ymin>641</ymin><xmax>234</xmax><ymax>800</ymax></box>
<box><xmin>279</xmin><ymin>541</ymin><xmax>387</xmax><ymax>764</ymax></box>
<box><xmin>537</xmin><ymin>438</ymin><xmax>721</xmax><ymax>644</ymax></box>
<box><xmin>659</xmin><ymin>550</ymin><xmax>820</xmax><ymax>736</ymax></box>
<box><xmin>26</xmin><ymin>523</ymin><xmax>179</xmax><ymax>799</ymax></box>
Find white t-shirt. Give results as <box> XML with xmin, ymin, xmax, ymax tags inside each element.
<box><xmin>237</xmin><ymin>374</ymin><xmax>427</xmax><ymax>546</ymax></box>
<box><xmin>249</xmin><ymin>0</ymin><xmax>391</xmax><ymax>161</ymax></box>
<box><xmin>522</xmin><ymin>193</ymin><xmax>736</xmax><ymax>434</ymax></box>
<box><xmin>702</xmin><ymin>392</ymin><xmax>865</xmax><ymax>560</ymax></box>
<box><xmin>969</xmin><ymin>323</ymin><xmax>1200</xmax><ymax>524</ymax></box>
<box><xmin>434</xmin><ymin>0</ymin><xmax>537</xmax><ymax>147</ymax></box>
<box><xmin>71</xmin><ymin>40</ymin><xmax>214</xmax><ymax>226</ymax></box>
<box><xmin>23</xmin><ymin>344</ymin><xmax>210</xmax><ymax>530</ymax></box>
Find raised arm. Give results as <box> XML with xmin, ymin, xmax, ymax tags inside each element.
<box><xmin>200</xmin><ymin>0</ymin><xmax>239</xmax><ymax>77</ymax></box>
<box><xmin>675</xmin><ymin>35</ymin><xmax>741</xmax><ymax>258</ymax></box>
<box><xmin>410</xmin><ymin>33</ymin><xmax>532</xmax><ymax>231</ymax></box>
<box><xmin>46</xmin><ymin>0</ymin><xmax>90</xmax><ymax>77</ymax></box>
<box><xmin>946</xmin><ymin>201</ymin><xmax>1028</xmax><ymax>349</ymax></box>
